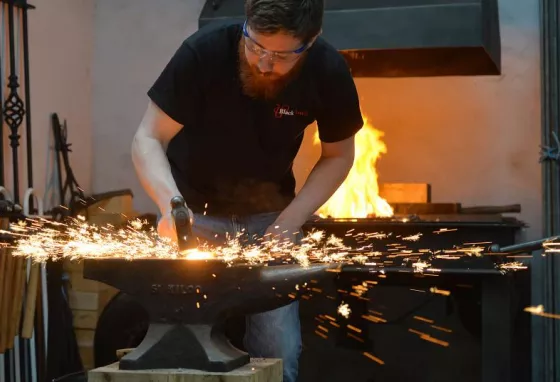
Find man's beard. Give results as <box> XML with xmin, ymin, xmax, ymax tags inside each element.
<box><xmin>238</xmin><ymin>39</ymin><xmax>306</xmax><ymax>100</ymax></box>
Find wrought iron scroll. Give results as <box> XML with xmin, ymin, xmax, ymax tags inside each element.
<box><xmin>2</xmin><ymin>0</ymin><xmax>24</xmax><ymax>204</ymax></box>
<box><xmin>0</xmin><ymin>0</ymin><xmax>34</xmax><ymax>206</ymax></box>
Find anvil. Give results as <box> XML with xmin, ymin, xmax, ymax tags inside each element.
<box><xmin>83</xmin><ymin>258</ymin><xmax>339</xmax><ymax>372</ymax></box>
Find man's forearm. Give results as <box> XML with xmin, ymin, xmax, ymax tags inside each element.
<box><xmin>276</xmin><ymin>155</ymin><xmax>353</xmax><ymax>227</ymax></box>
<box><xmin>131</xmin><ymin>133</ymin><xmax>181</xmax><ymax>213</ymax></box>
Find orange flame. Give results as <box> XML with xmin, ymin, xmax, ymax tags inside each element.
<box><xmin>315</xmin><ymin>114</ymin><xmax>393</xmax><ymax>218</ymax></box>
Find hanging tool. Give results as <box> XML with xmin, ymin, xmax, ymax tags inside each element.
<box><xmin>170</xmin><ymin>196</ymin><xmax>198</xmax><ymax>252</ymax></box>
<box><xmin>50</xmin><ymin>113</ymin><xmax>86</xmax><ymax>219</ymax></box>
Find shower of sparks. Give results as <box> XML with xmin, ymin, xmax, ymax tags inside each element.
<box><xmin>499</xmin><ymin>261</ymin><xmax>527</xmax><ymax>271</ymax></box>
<box><xmin>352</xmin><ymin>283</ymin><xmax>369</xmax><ymax>297</ymax></box>
<box><xmin>401</xmin><ymin>233</ymin><xmax>422</xmax><ymax>241</ymax></box>
<box><xmin>338</xmin><ymin>302</ymin><xmax>351</xmax><ymax>318</ymax></box>
<box><xmin>363</xmin><ymin>352</ymin><xmax>385</xmax><ymax>365</ymax></box>
<box><xmin>543</xmin><ymin>238</ymin><xmax>560</xmax><ymax>254</ymax></box>
<box><xmin>0</xmin><ymin>215</ymin><xmax>535</xmax><ymax>278</ymax></box>
<box><xmin>3</xmin><ymin>218</ymin><xmax>361</xmax><ymax>267</ymax></box>
<box><xmin>455</xmin><ymin>246</ymin><xmax>485</xmax><ymax>257</ymax></box>
<box><xmin>524</xmin><ymin>305</ymin><xmax>560</xmax><ymax>319</ymax></box>
<box><xmin>414</xmin><ymin>316</ymin><xmax>434</xmax><ymax>324</ymax></box>
<box><xmin>409</xmin><ymin>329</ymin><xmax>449</xmax><ymax>347</ymax></box>
<box><xmin>412</xmin><ymin>261</ymin><xmax>430</xmax><ymax>273</ymax></box>
<box><xmin>430</xmin><ymin>287</ymin><xmax>451</xmax><ymax>296</ymax></box>
<box><xmin>433</xmin><ymin>228</ymin><xmax>458</xmax><ymax>234</ymax></box>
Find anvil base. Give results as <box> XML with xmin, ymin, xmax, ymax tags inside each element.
<box><xmin>119</xmin><ymin>323</ymin><xmax>249</xmax><ymax>372</ymax></box>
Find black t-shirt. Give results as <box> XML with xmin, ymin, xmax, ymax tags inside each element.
<box><xmin>148</xmin><ymin>22</ymin><xmax>363</xmax><ymax>216</ymax></box>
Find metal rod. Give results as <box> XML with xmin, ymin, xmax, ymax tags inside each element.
<box><xmin>13</xmin><ymin>338</ymin><xmax>19</xmax><ymax>382</ymax></box>
<box><xmin>21</xmin><ymin>1</ymin><xmax>30</xmax><ymax>212</ymax></box>
<box><xmin>21</xmin><ymin>258</ymin><xmax>29</xmax><ymax>382</ymax></box>
<box><xmin>341</xmin><ymin>264</ymin><xmax>504</xmax><ymax>275</ymax></box>
<box><xmin>0</xmin><ymin>4</ymin><xmax>5</xmax><ymax>188</ymax></box>
<box><xmin>487</xmin><ymin>237</ymin><xmax>557</xmax><ymax>254</ymax></box>
<box><xmin>0</xmin><ymin>354</ymin><xmax>4</xmax><ymax>382</ymax></box>
<box><xmin>40</xmin><ymin>263</ymin><xmax>47</xmax><ymax>358</ymax></box>
<box><xmin>8</xmin><ymin>350</ymin><xmax>12</xmax><ymax>382</ymax></box>
<box><xmin>17</xmin><ymin>5</ymin><xmax>31</xmax><ymax>379</ymax></box>
<box><xmin>551</xmin><ymin>0</ymin><xmax>560</xmax><ymax>376</ymax></box>
<box><xmin>29</xmin><ymin>333</ymin><xmax>35</xmax><ymax>382</ymax></box>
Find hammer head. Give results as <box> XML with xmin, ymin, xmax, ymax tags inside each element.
<box><xmin>170</xmin><ymin>196</ymin><xmax>198</xmax><ymax>252</ymax></box>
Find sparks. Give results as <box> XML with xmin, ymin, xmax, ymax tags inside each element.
<box><xmin>4</xmin><ymin>215</ymin><xmax>527</xmax><ymax>282</ymax></box>
<box><xmin>402</xmin><ymin>233</ymin><xmax>422</xmax><ymax>241</ymax></box>
<box><xmin>524</xmin><ymin>305</ymin><xmax>560</xmax><ymax>319</ymax></box>
<box><xmin>338</xmin><ymin>302</ymin><xmax>351</xmax><ymax>318</ymax></box>
<box><xmin>412</xmin><ymin>260</ymin><xmax>430</xmax><ymax>273</ymax></box>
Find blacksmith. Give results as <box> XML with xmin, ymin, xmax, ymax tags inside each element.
<box><xmin>131</xmin><ymin>0</ymin><xmax>363</xmax><ymax>380</ymax></box>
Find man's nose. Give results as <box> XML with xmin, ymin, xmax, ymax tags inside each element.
<box><xmin>257</xmin><ymin>56</ymin><xmax>274</xmax><ymax>73</ymax></box>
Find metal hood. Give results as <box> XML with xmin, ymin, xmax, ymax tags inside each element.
<box><xmin>199</xmin><ymin>0</ymin><xmax>501</xmax><ymax>77</ymax></box>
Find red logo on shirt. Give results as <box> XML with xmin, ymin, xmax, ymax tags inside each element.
<box><xmin>274</xmin><ymin>104</ymin><xmax>309</xmax><ymax>119</ymax></box>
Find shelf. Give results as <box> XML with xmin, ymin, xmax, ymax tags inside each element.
<box><xmin>0</xmin><ymin>0</ymin><xmax>35</xmax><ymax>10</ymax></box>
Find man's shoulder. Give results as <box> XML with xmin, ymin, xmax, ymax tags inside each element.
<box><xmin>183</xmin><ymin>21</ymin><xmax>241</xmax><ymax>55</ymax></box>
<box><xmin>308</xmin><ymin>37</ymin><xmax>351</xmax><ymax>76</ymax></box>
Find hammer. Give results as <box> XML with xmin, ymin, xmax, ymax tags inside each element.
<box><xmin>170</xmin><ymin>196</ymin><xmax>198</xmax><ymax>253</ymax></box>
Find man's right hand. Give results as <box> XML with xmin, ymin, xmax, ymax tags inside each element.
<box><xmin>157</xmin><ymin>208</ymin><xmax>194</xmax><ymax>244</ymax></box>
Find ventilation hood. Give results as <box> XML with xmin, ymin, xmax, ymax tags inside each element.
<box><xmin>199</xmin><ymin>0</ymin><xmax>501</xmax><ymax>77</ymax></box>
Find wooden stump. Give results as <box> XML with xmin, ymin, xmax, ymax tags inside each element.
<box><xmin>88</xmin><ymin>358</ymin><xmax>283</xmax><ymax>382</ymax></box>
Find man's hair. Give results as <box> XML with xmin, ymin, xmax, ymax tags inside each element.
<box><xmin>245</xmin><ymin>0</ymin><xmax>324</xmax><ymax>44</ymax></box>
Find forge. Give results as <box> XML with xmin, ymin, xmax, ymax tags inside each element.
<box><xmin>83</xmin><ymin>258</ymin><xmax>340</xmax><ymax>372</ymax></box>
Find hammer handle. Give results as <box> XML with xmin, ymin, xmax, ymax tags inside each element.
<box><xmin>21</xmin><ymin>261</ymin><xmax>40</xmax><ymax>338</ymax></box>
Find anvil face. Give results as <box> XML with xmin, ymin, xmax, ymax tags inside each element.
<box><xmin>84</xmin><ymin>259</ymin><xmax>335</xmax><ymax>323</ymax></box>
<box><xmin>83</xmin><ymin>258</ymin><xmax>338</xmax><ymax>371</ymax></box>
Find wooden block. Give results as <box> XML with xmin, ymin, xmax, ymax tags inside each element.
<box><xmin>69</xmin><ymin>291</ymin><xmax>99</xmax><ymax>311</ymax></box>
<box><xmin>98</xmin><ymin>287</ymin><xmax>119</xmax><ymax>312</ymax></box>
<box><xmin>88</xmin><ymin>358</ymin><xmax>283</xmax><ymax>382</ymax></box>
<box><xmin>87</xmin><ymin>213</ymin><xmax>128</xmax><ymax>227</ymax></box>
<box><xmin>73</xmin><ymin>310</ymin><xmax>98</xmax><ymax>329</ymax></box>
<box><xmin>90</xmin><ymin>194</ymin><xmax>134</xmax><ymax>215</ymax></box>
<box><xmin>64</xmin><ymin>260</ymin><xmax>84</xmax><ymax>273</ymax></box>
<box><xmin>69</xmin><ymin>271</ymin><xmax>101</xmax><ymax>293</ymax></box>
<box><xmin>79</xmin><ymin>345</ymin><xmax>95</xmax><ymax>370</ymax></box>
<box><xmin>116</xmin><ymin>348</ymin><xmax>134</xmax><ymax>360</ymax></box>
<box><xmin>75</xmin><ymin>329</ymin><xmax>95</xmax><ymax>347</ymax></box>
<box><xmin>390</xmin><ymin>203</ymin><xmax>460</xmax><ymax>215</ymax></box>
<box><xmin>76</xmin><ymin>193</ymin><xmax>135</xmax><ymax>219</ymax></box>
<box><xmin>379</xmin><ymin>183</ymin><xmax>431</xmax><ymax>203</ymax></box>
